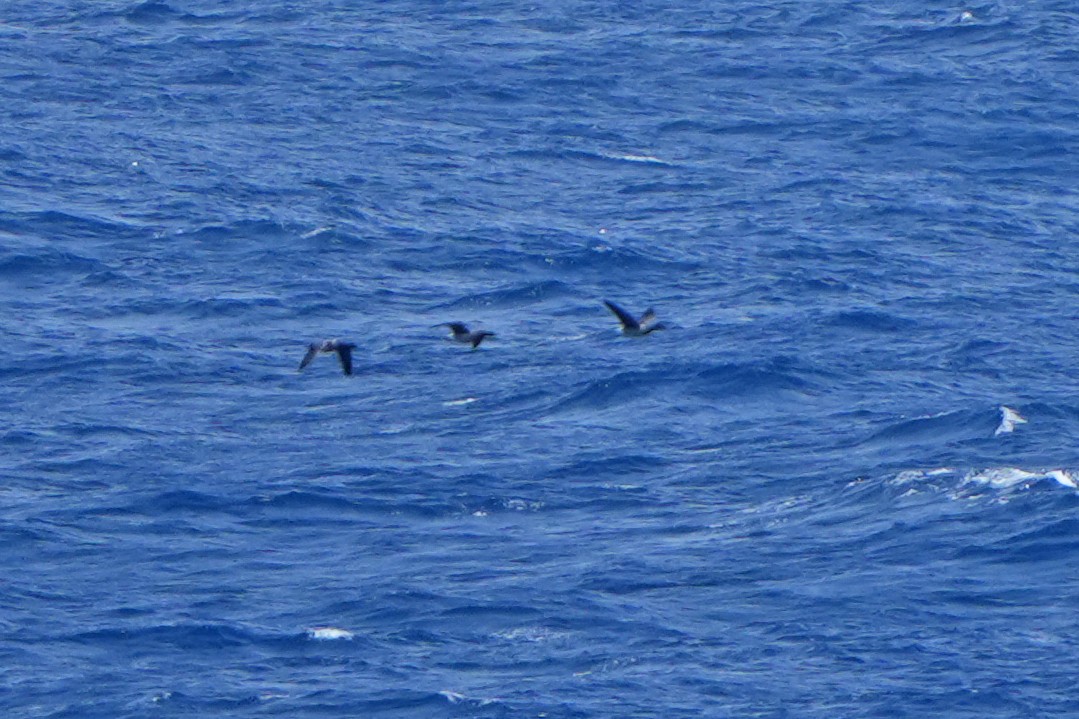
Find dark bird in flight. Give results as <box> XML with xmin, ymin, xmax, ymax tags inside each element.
<box><xmin>298</xmin><ymin>339</ymin><xmax>356</xmax><ymax>375</ymax></box>
<box><xmin>603</xmin><ymin>300</ymin><xmax>666</xmax><ymax>336</ymax></box>
<box><xmin>440</xmin><ymin>322</ymin><xmax>495</xmax><ymax>348</ymax></box>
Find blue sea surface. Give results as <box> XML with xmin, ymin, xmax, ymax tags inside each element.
<box><xmin>3</xmin><ymin>1</ymin><xmax>1079</xmax><ymax>716</ymax></box>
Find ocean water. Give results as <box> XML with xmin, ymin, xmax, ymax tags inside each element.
<box><xmin>3</xmin><ymin>1</ymin><xmax>1079</xmax><ymax>716</ymax></box>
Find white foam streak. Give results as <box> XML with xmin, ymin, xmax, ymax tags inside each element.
<box><xmin>964</xmin><ymin>467</ymin><xmax>1040</xmax><ymax>489</ymax></box>
<box><xmin>616</xmin><ymin>153</ymin><xmax>666</xmax><ymax>164</ymax></box>
<box><xmin>893</xmin><ymin>466</ymin><xmax>1077</xmax><ymax>492</ymax></box>
<box><xmin>1049</xmin><ymin>470</ymin><xmax>1077</xmax><ymax>488</ymax></box>
<box><xmin>300</xmin><ymin>225</ymin><xmax>335</xmax><ymax>239</ymax></box>
<box><xmin>598</xmin><ymin>151</ymin><xmax>670</xmax><ymax>165</ymax></box>
<box><xmin>893</xmin><ymin>467</ymin><xmax>954</xmax><ymax>484</ymax></box>
<box><xmin>963</xmin><ymin>468</ymin><xmax>1076</xmax><ymax>490</ymax></box>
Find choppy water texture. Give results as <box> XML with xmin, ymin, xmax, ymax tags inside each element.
<box><xmin>3</xmin><ymin>1</ymin><xmax>1079</xmax><ymax>717</ymax></box>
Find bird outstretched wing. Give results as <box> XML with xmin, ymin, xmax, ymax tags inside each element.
<box><xmin>471</xmin><ymin>331</ymin><xmax>494</xmax><ymax>348</ymax></box>
<box><xmin>603</xmin><ymin>300</ymin><xmax>639</xmax><ymax>330</ymax></box>
<box><xmin>335</xmin><ymin>344</ymin><xmax>353</xmax><ymax>375</ymax></box>
<box><xmin>298</xmin><ymin>343</ymin><xmax>320</xmax><ymax>370</ymax></box>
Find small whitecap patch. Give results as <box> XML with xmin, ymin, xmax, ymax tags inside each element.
<box><xmin>375</xmin><ymin>422</ymin><xmax>412</xmax><ymax>435</ymax></box>
<box><xmin>994</xmin><ymin>406</ymin><xmax>1027</xmax><ymax>436</ymax></box>
<box><xmin>493</xmin><ymin>626</ymin><xmax>564</xmax><ymax>643</ymax></box>
<box><xmin>505</xmin><ymin>498</ymin><xmax>544</xmax><ymax>511</ymax></box>
<box><xmin>962</xmin><ymin>468</ymin><xmax>1076</xmax><ymax>491</ymax></box>
<box><xmin>964</xmin><ymin>467</ymin><xmax>1039</xmax><ymax>489</ymax></box>
<box><xmin>894</xmin><ymin>466</ymin><xmax>1078</xmax><ymax>498</ymax></box>
<box><xmin>1049</xmin><ymin>470</ymin><xmax>1077</xmax><ymax>488</ymax></box>
<box><xmin>684</xmin><ymin>445</ymin><xmax>724</xmax><ymax>455</ymax></box>
<box><xmin>306</xmin><ymin>626</ymin><xmax>354</xmax><ymax>640</ymax></box>
<box><xmin>600</xmin><ymin>151</ymin><xmax>669</xmax><ymax>165</ymax></box>
<box><xmin>443</xmin><ymin>397</ymin><xmax>478</xmax><ymax>407</ymax></box>
<box><xmin>300</xmin><ymin>225</ymin><xmax>335</xmax><ymax>239</ymax></box>
<box><xmin>437</xmin><ymin>690</ymin><xmax>500</xmax><ymax>707</ymax></box>
<box><xmin>892</xmin><ymin>467</ymin><xmax>955</xmax><ymax>484</ymax></box>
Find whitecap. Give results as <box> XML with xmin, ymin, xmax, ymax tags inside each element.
<box><xmin>505</xmin><ymin>498</ymin><xmax>544</xmax><ymax>511</ymax></box>
<box><xmin>1049</xmin><ymin>470</ymin><xmax>1077</xmax><ymax>488</ymax></box>
<box><xmin>437</xmin><ymin>690</ymin><xmax>500</xmax><ymax>707</ymax></box>
<box><xmin>493</xmin><ymin>626</ymin><xmax>562</xmax><ymax>643</ymax></box>
<box><xmin>892</xmin><ymin>467</ymin><xmax>955</xmax><ymax>484</ymax></box>
<box><xmin>962</xmin><ymin>467</ymin><xmax>1075</xmax><ymax>490</ymax></box>
<box><xmin>443</xmin><ymin>397</ymin><xmax>478</xmax><ymax>407</ymax></box>
<box><xmin>994</xmin><ymin>406</ymin><xmax>1027</xmax><ymax>436</ymax></box>
<box><xmin>306</xmin><ymin>626</ymin><xmax>354</xmax><ymax>640</ymax></box>
<box><xmin>893</xmin><ymin>466</ymin><xmax>1077</xmax><ymax>495</ymax></box>
<box><xmin>300</xmin><ymin>225</ymin><xmax>335</xmax><ymax>239</ymax></box>
<box><xmin>964</xmin><ymin>467</ymin><xmax>1039</xmax><ymax>489</ymax></box>
<box><xmin>375</xmin><ymin>422</ymin><xmax>413</xmax><ymax>435</ymax></box>
<box><xmin>602</xmin><ymin>152</ymin><xmax>669</xmax><ymax>165</ymax></box>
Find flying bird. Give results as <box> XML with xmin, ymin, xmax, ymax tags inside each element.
<box><xmin>603</xmin><ymin>300</ymin><xmax>666</xmax><ymax>337</ymax></box>
<box><xmin>440</xmin><ymin>322</ymin><xmax>495</xmax><ymax>348</ymax></box>
<box><xmin>298</xmin><ymin>339</ymin><xmax>356</xmax><ymax>375</ymax></box>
